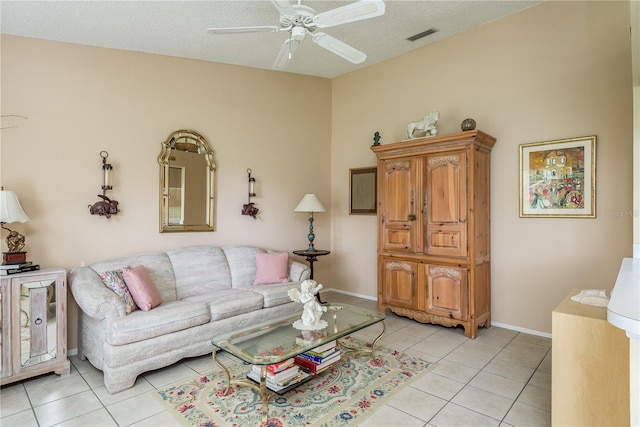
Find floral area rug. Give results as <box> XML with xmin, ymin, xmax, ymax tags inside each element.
<box><xmin>153</xmin><ymin>338</ymin><xmax>432</xmax><ymax>427</ymax></box>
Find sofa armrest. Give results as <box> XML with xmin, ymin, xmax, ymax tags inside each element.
<box><xmin>69</xmin><ymin>266</ymin><xmax>126</xmax><ymax>320</ymax></box>
<box><xmin>288</xmin><ymin>260</ymin><xmax>311</xmax><ymax>282</ymax></box>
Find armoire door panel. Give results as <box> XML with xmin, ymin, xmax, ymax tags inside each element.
<box><xmin>381</xmin><ymin>259</ymin><xmax>416</xmax><ymax>309</ymax></box>
<box><xmin>426</xmin><ymin>265</ymin><xmax>468</xmax><ymax>321</ymax></box>
<box><xmin>424</xmin><ymin>152</ymin><xmax>467</xmax><ymax>257</ymax></box>
<box><xmin>380</xmin><ymin>158</ymin><xmax>416</xmax><ymax>252</ymax></box>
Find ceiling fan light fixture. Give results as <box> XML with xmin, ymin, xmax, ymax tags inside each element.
<box><xmin>291</xmin><ymin>26</ymin><xmax>306</xmax><ymax>41</ymax></box>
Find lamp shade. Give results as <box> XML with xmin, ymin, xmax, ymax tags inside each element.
<box><xmin>294</xmin><ymin>194</ymin><xmax>326</xmax><ymax>213</ymax></box>
<box><xmin>0</xmin><ymin>191</ymin><xmax>30</xmax><ymax>223</ymax></box>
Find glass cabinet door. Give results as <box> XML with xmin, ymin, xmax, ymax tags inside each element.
<box><xmin>18</xmin><ymin>279</ymin><xmax>58</xmax><ymax>368</ymax></box>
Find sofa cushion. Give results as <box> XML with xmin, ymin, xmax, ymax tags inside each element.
<box><xmin>250</xmin><ymin>282</ymin><xmax>299</xmax><ymax>308</ymax></box>
<box><xmin>168</xmin><ymin>246</ymin><xmax>232</xmax><ymax>299</ymax></box>
<box><xmin>91</xmin><ymin>252</ymin><xmax>177</xmax><ymax>302</ymax></box>
<box><xmin>254</xmin><ymin>252</ymin><xmax>291</xmax><ymax>285</ymax></box>
<box><xmin>223</xmin><ymin>246</ymin><xmax>266</xmax><ymax>288</ymax></box>
<box><xmin>98</xmin><ymin>270</ymin><xmax>137</xmax><ymax>314</ymax></box>
<box><xmin>104</xmin><ymin>300</ymin><xmax>210</xmax><ymax>346</ymax></box>
<box><xmin>122</xmin><ymin>265</ymin><xmax>162</xmax><ymax>311</ymax></box>
<box><xmin>181</xmin><ymin>289</ymin><xmax>264</xmax><ymax>321</ymax></box>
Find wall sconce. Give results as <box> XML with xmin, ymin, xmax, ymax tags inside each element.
<box><xmin>88</xmin><ymin>151</ymin><xmax>119</xmax><ymax>219</ymax></box>
<box><xmin>241</xmin><ymin>168</ymin><xmax>259</xmax><ymax>220</ymax></box>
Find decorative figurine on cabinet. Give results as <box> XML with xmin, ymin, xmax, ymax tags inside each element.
<box><xmin>406</xmin><ymin>111</ymin><xmax>439</xmax><ymax>139</ymax></box>
<box><xmin>372</xmin><ymin>131</ymin><xmax>381</xmax><ymax>146</ymax></box>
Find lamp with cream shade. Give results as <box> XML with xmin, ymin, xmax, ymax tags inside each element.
<box><xmin>0</xmin><ymin>189</ymin><xmax>30</xmax><ymax>264</ymax></box>
<box><xmin>294</xmin><ymin>194</ymin><xmax>326</xmax><ymax>251</ymax></box>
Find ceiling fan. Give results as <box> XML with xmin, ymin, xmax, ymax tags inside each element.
<box><xmin>207</xmin><ymin>0</ymin><xmax>386</xmax><ymax>70</ymax></box>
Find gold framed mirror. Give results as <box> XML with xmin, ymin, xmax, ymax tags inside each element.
<box><xmin>158</xmin><ymin>130</ymin><xmax>216</xmax><ymax>232</ymax></box>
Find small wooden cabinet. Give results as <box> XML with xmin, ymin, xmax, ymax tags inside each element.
<box><xmin>552</xmin><ymin>290</ymin><xmax>629</xmax><ymax>426</ymax></box>
<box><xmin>0</xmin><ymin>268</ymin><xmax>70</xmax><ymax>385</ymax></box>
<box><xmin>372</xmin><ymin>130</ymin><xmax>495</xmax><ymax>338</ymax></box>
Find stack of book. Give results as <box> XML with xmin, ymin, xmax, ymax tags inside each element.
<box><xmin>294</xmin><ymin>340</ymin><xmax>341</xmax><ymax>374</ymax></box>
<box><xmin>0</xmin><ymin>262</ymin><xmax>40</xmax><ymax>276</ymax></box>
<box><xmin>247</xmin><ymin>358</ymin><xmax>311</xmax><ymax>394</ymax></box>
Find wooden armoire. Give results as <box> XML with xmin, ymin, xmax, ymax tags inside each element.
<box><xmin>371</xmin><ymin>130</ymin><xmax>496</xmax><ymax>338</ymax></box>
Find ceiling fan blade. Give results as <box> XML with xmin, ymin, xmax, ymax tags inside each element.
<box><xmin>270</xmin><ymin>0</ymin><xmax>296</xmax><ymax>16</ymax></box>
<box><xmin>273</xmin><ymin>38</ymin><xmax>300</xmax><ymax>70</ymax></box>
<box><xmin>207</xmin><ymin>26</ymin><xmax>280</xmax><ymax>34</ymax></box>
<box><xmin>314</xmin><ymin>0</ymin><xmax>385</xmax><ymax>28</ymax></box>
<box><xmin>312</xmin><ymin>33</ymin><xmax>366</xmax><ymax>64</ymax></box>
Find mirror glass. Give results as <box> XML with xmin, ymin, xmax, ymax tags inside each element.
<box><xmin>20</xmin><ymin>280</ymin><xmax>57</xmax><ymax>367</ymax></box>
<box><xmin>158</xmin><ymin>130</ymin><xmax>216</xmax><ymax>232</ymax></box>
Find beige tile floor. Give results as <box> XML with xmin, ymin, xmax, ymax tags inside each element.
<box><xmin>0</xmin><ymin>291</ymin><xmax>551</xmax><ymax>426</ymax></box>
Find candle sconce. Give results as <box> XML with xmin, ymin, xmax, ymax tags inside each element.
<box><xmin>241</xmin><ymin>168</ymin><xmax>259</xmax><ymax>220</ymax></box>
<box><xmin>88</xmin><ymin>151</ymin><xmax>119</xmax><ymax>219</ymax></box>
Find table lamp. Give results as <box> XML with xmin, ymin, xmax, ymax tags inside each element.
<box><xmin>0</xmin><ymin>189</ymin><xmax>31</xmax><ymax>264</ymax></box>
<box><xmin>294</xmin><ymin>194</ymin><xmax>326</xmax><ymax>252</ymax></box>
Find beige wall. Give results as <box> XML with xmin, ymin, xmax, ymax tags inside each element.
<box><xmin>0</xmin><ymin>36</ymin><xmax>332</xmax><ymax>349</ymax></box>
<box><xmin>0</xmin><ymin>1</ymin><xmax>633</xmax><ymax>352</ymax></box>
<box><xmin>331</xmin><ymin>1</ymin><xmax>633</xmax><ymax>334</ymax></box>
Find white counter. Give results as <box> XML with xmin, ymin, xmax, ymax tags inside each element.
<box><xmin>608</xmin><ymin>258</ymin><xmax>640</xmax><ymax>339</ymax></box>
<box><xmin>607</xmin><ymin>257</ymin><xmax>640</xmax><ymax>427</ymax></box>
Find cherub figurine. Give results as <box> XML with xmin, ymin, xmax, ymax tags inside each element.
<box><xmin>288</xmin><ymin>280</ymin><xmax>328</xmax><ymax>330</ymax></box>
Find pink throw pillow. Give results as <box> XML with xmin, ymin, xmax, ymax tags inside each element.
<box><xmin>122</xmin><ymin>265</ymin><xmax>162</xmax><ymax>311</ymax></box>
<box><xmin>254</xmin><ymin>252</ymin><xmax>291</xmax><ymax>285</ymax></box>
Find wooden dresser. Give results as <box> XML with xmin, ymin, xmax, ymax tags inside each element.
<box><xmin>371</xmin><ymin>130</ymin><xmax>495</xmax><ymax>338</ymax></box>
<box><xmin>552</xmin><ymin>289</ymin><xmax>630</xmax><ymax>426</ymax></box>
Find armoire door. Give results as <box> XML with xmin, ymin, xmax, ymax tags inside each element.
<box><xmin>423</xmin><ymin>151</ymin><xmax>468</xmax><ymax>257</ymax></box>
<box><xmin>424</xmin><ymin>264</ymin><xmax>468</xmax><ymax>321</ymax></box>
<box><xmin>379</xmin><ymin>158</ymin><xmax>417</xmax><ymax>253</ymax></box>
<box><xmin>380</xmin><ymin>258</ymin><xmax>417</xmax><ymax>309</ymax></box>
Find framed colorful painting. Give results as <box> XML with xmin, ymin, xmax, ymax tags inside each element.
<box><xmin>519</xmin><ymin>136</ymin><xmax>596</xmax><ymax>218</ymax></box>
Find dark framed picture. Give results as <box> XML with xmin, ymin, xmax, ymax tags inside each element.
<box><xmin>350</xmin><ymin>167</ymin><xmax>377</xmax><ymax>215</ymax></box>
<box><xmin>519</xmin><ymin>135</ymin><xmax>596</xmax><ymax>218</ymax></box>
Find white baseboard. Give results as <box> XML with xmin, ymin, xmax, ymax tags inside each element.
<box><xmin>325</xmin><ymin>288</ymin><xmax>552</xmax><ymax>339</ymax></box>
<box><xmin>490</xmin><ymin>322</ymin><xmax>551</xmax><ymax>339</ymax></box>
<box><xmin>323</xmin><ymin>287</ymin><xmax>377</xmax><ymax>301</ymax></box>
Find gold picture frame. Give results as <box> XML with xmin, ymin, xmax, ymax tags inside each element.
<box><xmin>519</xmin><ymin>135</ymin><xmax>596</xmax><ymax>218</ymax></box>
<box><xmin>350</xmin><ymin>167</ymin><xmax>377</xmax><ymax>215</ymax></box>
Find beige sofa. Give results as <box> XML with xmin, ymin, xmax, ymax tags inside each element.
<box><xmin>69</xmin><ymin>245</ymin><xmax>309</xmax><ymax>393</ymax></box>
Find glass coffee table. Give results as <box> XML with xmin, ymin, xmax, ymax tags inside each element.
<box><xmin>211</xmin><ymin>303</ymin><xmax>386</xmax><ymax>423</ymax></box>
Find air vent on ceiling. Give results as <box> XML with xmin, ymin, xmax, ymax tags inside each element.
<box><xmin>407</xmin><ymin>28</ymin><xmax>438</xmax><ymax>42</ymax></box>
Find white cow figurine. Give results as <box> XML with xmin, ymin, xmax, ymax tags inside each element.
<box><xmin>406</xmin><ymin>111</ymin><xmax>440</xmax><ymax>139</ymax></box>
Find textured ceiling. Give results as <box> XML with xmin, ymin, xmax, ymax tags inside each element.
<box><xmin>0</xmin><ymin>0</ymin><xmax>542</xmax><ymax>79</ymax></box>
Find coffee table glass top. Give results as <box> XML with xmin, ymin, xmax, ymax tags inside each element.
<box><xmin>211</xmin><ymin>303</ymin><xmax>385</xmax><ymax>365</ymax></box>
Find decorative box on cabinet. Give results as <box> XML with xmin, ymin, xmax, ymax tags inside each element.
<box><xmin>372</xmin><ymin>130</ymin><xmax>495</xmax><ymax>338</ymax></box>
<box><xmin>0</xmin><ymin>268</ymin><xmax>70</xmax><ymax>385</ymax></box>
<box><xmin>552</xmin><ymin>289</ymin><xmax>629</xmax><ymax>426</ymax></box>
